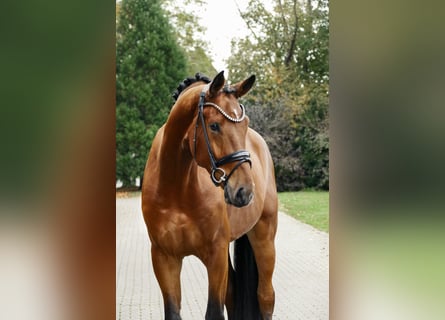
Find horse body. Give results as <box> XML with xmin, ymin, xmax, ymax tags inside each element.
<box><xmin>142</xmin><ymin>72</ymin><xmax>277</xmax><ymax>320</ymax></box>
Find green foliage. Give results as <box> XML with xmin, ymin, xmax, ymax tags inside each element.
<box><xmin>116</xmin><ymin>104</ymin><xmax>154</xmax><ymax>187</ymax></box>
<box><xmin>116</xmin><ymin>0</ymin><xmax>187</xmax><ymax>187</ymax></box>
<box><xmin>295</xmin><ymin>84</ymin><xmax>329</xmax><ymax>189</ymax></box>
<box><xmin>183</xmin><ymin>46</ymin><xmax>217</xmax><ymax>76</ymax></box>
<box><xmin>228</xmin><ymin>0</ymin><xmax>329</xmax><ymax>191</ymax></box>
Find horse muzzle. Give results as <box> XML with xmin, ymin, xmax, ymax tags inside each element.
<box><xmin>224</xmin><ymin>185</ymin><xmax>254</xmax><ymax>208</ymax></box>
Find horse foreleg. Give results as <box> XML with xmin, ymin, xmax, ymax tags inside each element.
<box><xmin>248</xmin><ymin>221</ymin><xmax>277</xmax><ymax>320</ymax></box>
<box><xmin>204</xmin><ymin>244</ymin><xmax>229</xmax><ymax>320</ymax></box>
<box><xmin>225</xmin><ymin>251</ymin><xmax>235</xmax><ymax>319</ymax></box>
<box><xmin>151</xmin><ymin>245</ymin><xmax>183</xmax><ymax>320</ymax></box>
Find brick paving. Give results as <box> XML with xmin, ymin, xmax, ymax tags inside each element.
<box><xmin>117</xmin><ymin>196</ymin><xmax>328</xmax><ymax>320</ymax></box>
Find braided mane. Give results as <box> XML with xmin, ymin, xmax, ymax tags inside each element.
<box><xmin>172</xmin><ymin>73</ymin><xmax>212</xmax><ymax>101</ymax></box>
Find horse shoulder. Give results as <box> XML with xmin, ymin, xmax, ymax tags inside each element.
<box><xmin>246</xmin><ymin>128</ymin><xmax>278</xmax><ymax>219</ymax></box>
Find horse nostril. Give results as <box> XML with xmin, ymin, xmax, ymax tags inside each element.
<box><xmin>235</xmin><ymin>187</ymin><xmax>245</xmax><ymax>202</ymax></box>
<box><xmin>228</xmin><ymin>187</ymin><xmax>253</xmax><ymax>207</ymax></box>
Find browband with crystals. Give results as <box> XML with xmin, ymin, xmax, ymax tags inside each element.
<box><xmin>203</xmin><ymin>102</ymin><xmax>246</xmax><ymax>123</ymax></box>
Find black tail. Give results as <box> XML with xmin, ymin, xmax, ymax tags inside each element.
<box><xmin>232</xmin><ymin>234</ymin><xmax>260</xmax><ymax>320</ymax></box>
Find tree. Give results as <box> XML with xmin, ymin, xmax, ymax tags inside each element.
<box><xmin>294</xmin><ymin>83</ymin><xmax>329</xmax><ymax>189</ymax></box>
<box><xmin>228</xmin><ymin>0</ymin><xmax>329</xmax><ymax>190</ymax></box>
<box><xmin>116</xmin><ymin>0</ymin><xmax>187</xmax><ymax>187</ymax></box>
<box><xmin>162</xmin><ymin>0</ymin><xmax>217</xmax><ymax>76</ymax></box>
<box><xmin>116</xmin><ymin>104</ymin><xmax>155</xmax><ymax>187</ymax></box>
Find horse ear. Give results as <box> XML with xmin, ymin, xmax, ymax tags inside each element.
<box><xmin>233</xmin><ymin>74</ymin><xmax>256</xmax><ymax>98</ymax></box>
<box><xmin>209</xmin><ymin>70</ymin><xmax>226</xmax><ymax>97</ymax></box>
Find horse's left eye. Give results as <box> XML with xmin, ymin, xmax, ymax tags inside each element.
<box><xmin>209</xmin><ymin>123</ymin><xmax>220</xmax><ymax>132</ymax></box>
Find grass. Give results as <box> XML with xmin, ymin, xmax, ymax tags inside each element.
<box><xmin>278</xmin><ymin>190</ymin><xmax>329</xmax><ymax>232</ymax></box>
<box><xmin>116</xmin><ymin>189</ymin><xmax>141</xmax><ymax>198</ymax></box>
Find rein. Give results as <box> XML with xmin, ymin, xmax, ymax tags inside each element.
<box><xmin>195</xmin><ymin>85</ymin><xmax>252</xmax><ymax>186</ymax></box>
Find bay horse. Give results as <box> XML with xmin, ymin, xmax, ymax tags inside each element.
<box><xmin>141</xmin><ymin>71</ymin><xmax>278</xmax><ymax>320</ymax></box>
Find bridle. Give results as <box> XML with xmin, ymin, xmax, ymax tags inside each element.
<box><xmin>194</xmin><ymin>85</ymin><xmax>252</xmax><ymax>186</ymax></box>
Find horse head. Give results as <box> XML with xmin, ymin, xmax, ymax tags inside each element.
<box><xmin>188</xmin><ymin>71</ymin><xmax>256</xmax><ymax>208</ymax></box>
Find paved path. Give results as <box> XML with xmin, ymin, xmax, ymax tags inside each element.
<box><xmin>116</xmin><ymin>196</ymin><xmax>328</xmax><ymax>320</ymax></box>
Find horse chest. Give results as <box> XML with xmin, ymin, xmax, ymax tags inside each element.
<box><xmin>227</xmin><ymin>200</ymin><xmax>263</xmax><ymax>240</ymax></box>
<box><xmin>145</xmin><ymin>206</ymin><xmax>226</xmax><ymax>256</ymax></box>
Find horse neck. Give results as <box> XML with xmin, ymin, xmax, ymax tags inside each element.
<box><xmin>158</xmin><ymin>90</ymin><xmax>199</xmax><ymax>189</ymax></box>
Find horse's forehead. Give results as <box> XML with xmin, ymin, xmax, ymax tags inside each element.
<box><xmin>215</xmin><ymin>93</ymin><xmax>239</xmax><ymax>108</ymax></box>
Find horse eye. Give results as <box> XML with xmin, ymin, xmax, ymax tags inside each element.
<box><xmin>209</xmin><ymin>123</ymin><xmax>220</xmax><ymax>132</ymax></box>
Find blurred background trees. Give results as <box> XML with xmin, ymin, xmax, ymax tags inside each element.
<box><xmin>162</xmin><ymin>0</ymin><xmax>217</xmax><ymax>76</ymax></box>
<box><xmin>228</xmin><ymin>0</ymin><xmax>329</xmax><ymax>190</ymax></box>
<box><xmin>116</xmin><ymin>0</ymin><xmax>329</xmax><ymax>190</ymax></box>
<box><xmin>116</xmin><ymin>0</ymin><xmax>187</xmax><ymax>187</ymax></box>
